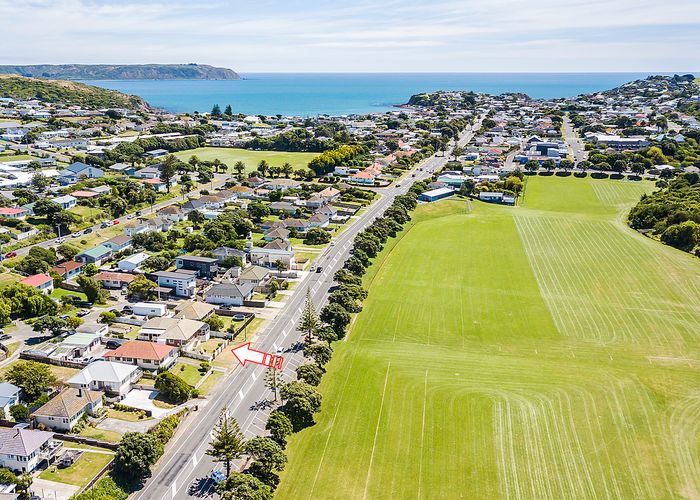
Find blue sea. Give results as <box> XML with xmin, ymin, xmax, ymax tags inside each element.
<box><xmin>82</xmin><ymin>72</ymin><xmax>682</xmax><ymax>116</ymax></box>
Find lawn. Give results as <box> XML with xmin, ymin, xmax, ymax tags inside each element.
<box><xmin>172</xmin><ymin>147</ymin><xmax>318</xmax><ymax>172</ymax></box>
<box><xmin>50</xmin><ymin>288</ymin><xmax>87</xmax><ymax>301</ymax></box>
<box><xmin>278</xmin><ymin>176</ymin><xmax>700</xmax><ymax>499</ymax></box>
<box><xmin>170</xmin><ymin>361</ymin><xmax>205</xmax><ymax>387</ymax></box>
<box><xmin>78</xmin><ymin>426</ymin><xmax>123</xmax><ymax>444</ymax></box>
<box><xmin>198</xmin><ymin>370</ymin><xmax>224</xmax><ymax>395</ymax></box>
<box><xmin>106</xmin><ymin>408</ymin><xmax>151</xmax><ymax>422</ymax></box>
<box><xmin>39</xmin><ymin>451</ymin><xmax>113</xmax><ymax>488</ymax></box>
<box><xmin>0</xmin><ymin>272</ymin><xmax>21</xmax><ymax>287</ymax></box>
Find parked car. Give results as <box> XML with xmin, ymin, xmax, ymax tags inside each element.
<box><xmin>105</xmin><ymin>339</ymin><xmax>123</xmax><ymax>350</ymax></box>
<box><xmin>83</xmin><ymin>227</ymin><xmax>93</xmax><ymax>234</ymax></box>
<box><xmin>112</xmin><ymin>219</ymin><xmax>120</xmax><ymax>225</ymax></box>
<box><xmin>76</xmin><ymin>309</ymin><xmax>89</xmax><ymax>317</ymax></box>
<box><xmin>211</xmin><ymin>471</ymin><xmax>226</xmax><ymax>485</ymax></box>
<box><xmin>0</xmin><ymin>334</ymin><xmax>10</xmax><ymax>341</ymax></box>
<box><xmin>100</xmin><ymin>221</ymin><xmax>110</xmax><ymax>229</ymax></box>
<box><xmin>4</xmin><ymin>252</ymin><xmax>16</xmax><ymax>258</ymax></box>
<box><xmin>55</xmin><ymin>237</ymin><xmax>66</xmax><ymax>243</ymax></box>
<box><xmin>316</xmin><ymin>266</ymin><xmax>323</xmax><ymax>273</ymax></box>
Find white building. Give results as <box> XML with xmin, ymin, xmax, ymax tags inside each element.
<box><xmin>0</xmin><ymin>428</ymin><xmax>59</xmax><ymax>473</ymax></box>
<box><xmin>68</xmin><ymin>360</ymin><xmax>141</xmax><ymax>397</ymax></box>
<box><xmin>131</xmin><ymin>302</ymin><xmax>168</xmax><ymax>317</ymax></box>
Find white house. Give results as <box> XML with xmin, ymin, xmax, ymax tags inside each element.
<box><xmin>153</xmin><ymin>270</ymin><xmax>197</xmax><ymax>297</ymax></box>
<box><xmin>0</xmin><ymin>382</ymin><xmax>20</xmax><ymax>420</ymax></box>
<box><xmin>32</xmin><ymin>388</ymin><xmax>103</xmax><ymax>432</ymax></box>
<box><xmin>0</xmin><ymin>428</ymin><xmax>59</xmax><ymax>473</ymax></box>
<box><xmin>51</xmin><ymin>195</ymin><xmax>77</xmax><ymax>210</ymax></box>
<box><xmin>130</xmin><ymin>302</ymin><xmax>168</xmax><ymax>317</ymax></box>
<box><xmin>204</xmin><ymin>282</ymin><xmax>255</xmax><ymax>307</ymax></box>
<box><xmin>68</xmin><ymin>360</ymin><xmax>141</xmax><ymax>397</ymax></box>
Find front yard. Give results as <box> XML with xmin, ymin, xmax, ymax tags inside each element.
<box><xmin>170</xmin><ymin>361</ymin><xmax>206</xmax><ymax>387</ymax></box>
<box><xmin>39</xmin><ymin>451</ymin><xmax>113</xmax><ymax>489</ymax></box>
<box><xmin>78</xmin><ymin>426</ymin><xmax>123</xmax><ymax>443</ymax></box>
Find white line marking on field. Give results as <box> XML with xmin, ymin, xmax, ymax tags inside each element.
<box><xmin>363</xmin><ymin>363</ymin><xmax>391</xmax><ymax>500</ymax></box>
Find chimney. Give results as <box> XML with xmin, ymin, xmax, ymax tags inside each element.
<box><xmin>77</xmin><ymin>387</ymin><xmax>83</xmax><ymax>398</ymax></box>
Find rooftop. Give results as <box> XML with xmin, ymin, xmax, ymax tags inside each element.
<box><xmin>104</xmin><ymin>340</ymin><xmax>176</xmax><ymax>361</ymax></box>
<box><xmin>19</xmin><ymin>273</ymin><xmax>52</xmax><ymax>287</ymax></box>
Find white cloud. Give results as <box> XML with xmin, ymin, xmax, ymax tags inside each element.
<box><xmin>0</xmin><ymin>0</ymin><xmax>698</xmax><ymax>71</ymax></box>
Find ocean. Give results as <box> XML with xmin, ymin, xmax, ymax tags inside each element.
<box><xmin>82</xmin><ymin>72</ymin><xmax>679</xmax><ymax>117</ymax></box>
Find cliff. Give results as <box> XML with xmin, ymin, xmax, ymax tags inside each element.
<box><xmin>0</xmin><ymin>64</ymin><xmax>240</xmax><ymax>80</ymax></box>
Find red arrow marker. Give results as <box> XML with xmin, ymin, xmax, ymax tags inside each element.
<box><xmin>231</xmin><ymin>343</ymin><xmax>284</xmax><ymax>369</ymax></box>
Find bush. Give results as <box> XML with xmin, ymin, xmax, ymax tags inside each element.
<box><xmin>9</xmin><ymin>404</ymin><xmax>29</xmax><ymax>421</ymax></box>
<box><xmin>199</xmin><ymin>361</ymin><xmax>210</xmax><ymax>373</ymax></box>
<box><xmin>154</xmin><ymin>372</ymin><xmax>191</xmax><ymax>404</ymax></box>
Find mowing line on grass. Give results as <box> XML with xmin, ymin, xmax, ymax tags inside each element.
<box><xmin>417</xmin><ymin>370</ymin><xmax>428</xmax><ymax>500</ymax></box>
<box><xmin>363</xmin><ymin>362</ymin><xmax>391</xmax><ymax>500</ymax></box>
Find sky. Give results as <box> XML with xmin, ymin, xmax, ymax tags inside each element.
<box><xmin>1</xmin><ymin>0</ymin><xmax>699</xmax><ymax>73</ymax></box>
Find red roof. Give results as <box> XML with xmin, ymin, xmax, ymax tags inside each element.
<box><xmin>71</xmin><ymin>190</ymin><xmax>100</xmax><ymax>198</ymax></box>
<box><xmin>104</xmin><ymin>340</ymin><xmax>175</xmax><ymax>361</ymax></box>
<box><xmin>19</xmin><ymin>273</ymin><xmax>53</xmax><ymax>287</ymax></box>
<box><xmin>51</xmin><ymin>261</ymin><xmax>84</xmax><ymax>276</ymax></box>
<box><xmin>0</xmin><ymin>207</ymin><xmax>27</xmax><ymax>216</ymax></box>
<box><xmin>143</xmin><ymin>178</ymin><xmax>163</xmax><ymax>184</ymax></box>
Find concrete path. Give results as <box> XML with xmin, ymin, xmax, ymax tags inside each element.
<box><xmin>32</xmin><ymin>478</ymin><xmax>80</xmax><ymax>500</ymax></box>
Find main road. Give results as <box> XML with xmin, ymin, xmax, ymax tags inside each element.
<box><xmin>133</xmin><ymin>120</ymin><xmax>482</xmax><ymax>500</ymax></box>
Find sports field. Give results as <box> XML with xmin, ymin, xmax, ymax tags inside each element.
<box><xmin>277</xmin><ymin>176</ymin><xmax>700</xmax><ymax>499</ymax></box>
<box><xmin>172</xmin><ymin>147</ymin><xmax>318</xmax><ymax>172</ymax></box>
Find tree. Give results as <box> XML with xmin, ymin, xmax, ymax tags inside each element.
<box><xmin>233</xmin><ymin>161</ymin><xmax>246</xmax><ymax>179</ymax></box>
<box><xmin>224</xmin><ymin>104</ymin><xmax>233</xmax><ymax>115</ymax></box>
<box><xmin>297</xmin><ymin>363</ymin><xmax>323</xmax><ymax>386</ymax></box>
<box><xmin>65</xmin><ymin>316</ymin><xmax>84</xmax><ymax>329</ymax></box>
<box><xmin>247</xmin><ymin>202</ymin><xmax>271</xmax><ymax>222</ymax></box>
<box><xmin>205</xmin><ymin>314</ymin><xmax>225</xmax><ymax>331</ymax></box>
<box><xmin>159</xmin><ymin>155</ymin><xmax>177</xmax><ymax>193</ymax></box>
<box><xmin>57</xmin><ymin>242</ymin><xmax>80</xmax><ymax>260</ymax></box>
<box><xmin>16</xmin><ymin>473</ymin><xmax>32</xmax><ymax>500</ymax></box>
<box><xmin>298</xmin><ymin>289</ymin><xmax>320</xmax><ymax>342</ymax></box>
<box><xmin>83</xmin><ymin>263</ymin><xmax>98</xmax><ymax>276</ymax></box>
<box><xmin>265</xmin><ymin>367</ymin><xmax>281</xmax><ymax>402</ymax></box>
<box><xmin>303</xmin><ymin>227</ymin><xmax>331</xmax><ymax>245</ymax></box>
<box><xmin>320</xmin><ymin>303</ymin><xmax>351</xmax><ymax>339</ymax></box>
<box><xmin>279</xmin><ymin>381</ymin><xmax>322</xmax><ymax>431</ymax></box>
<box><xmin>265</xmin><ymin>411</ymin><xmax>292</xmax><ymax>447</ymax></box>
<box><xmin>524</xmin><ymin>160</ymin><xmax>539</xmax><ymax>173</ymax></box>
<box><xmin>541</xmin><ymin>159</ymin><xmax>556</xmax><ymax>172</ymax></box>
<box><xmin>281</xmin><ymin>162</ymin><xmax>293</xmax><ymax>178</ymax></box>
<box><xmin>217</xmin><ymin>472</ymin><xmax>272</xmax><ymax>500</ymax></box>
<box><xmin>206</xmin><ymin>408</ymin><xmax>246</xmax><ymax>477</ymax></box>
<box><xmin>99</xmin><ymin>311</ymin><xmax>116</xmax><ymax>324</ymax></box>
<box><xmin>154</xmin><ymin>372</ymin><xmax>191</xmax><ymax>403</ymax></box>
<box><xmin>10</xmin><ymin>404</ymin><xmax>29</xmax><ymax>421</ymax></box>
<box><xmin>187</xmin><ymin>209</ymin><xmax>206</xmax><ymax>225</ymax></box>
<box><xmin>127</xmin><ymin>275</ymin><xmax>157</xmax><ymax>300</ymax></box>
<box><xmin>244</xmin><ymin>437</ymin><xmax>287</xmax><ymax>488</ymax></box>
<box><xmin>5</xmin><ymin>360</ymin><xmax>57</xmax><ymax>401</ymax></box>
<box><xmin>211</xmin><ymin>104</ymin><xmax>222</xmax><ymax>116</ymax></box>
<box><xmin>304</xmin><ymin>343</ymin><xmax>333</xmax><ymax>367</ymax></box>
<box><xmin>76</xmin><ymin>275</ymin><xmax>105</xmax><ymax>303</ymax></box>
<box><xmin>32</xmin><ymin>315</ymin><xmax>67</xmax><ymax>336</ymax></box>
<box><xmin>661</xmin><ymin>221</ymin><xmax>699</xmax><ymax>252</ymax></box>
<box><xmin>31</xmin><ymin>172</ymin><xmax>50</xmax><ymax>191</ymax></box>
<box><xmin>328</xmin><ymin>290</ymin><xmax>360</xmax><ymax>313</ymax></box>
<box><xmin>113</xmin><ymin>432</ymin><xmax>163</xmax><ymax>482</ymax></box>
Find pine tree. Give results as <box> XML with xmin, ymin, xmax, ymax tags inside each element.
<box><xmin>265</xmin><ymin>367</ymin><xmax>281</xmax><ymax>401</ymax></box>
<box><xmin>206</xmin><ymin>407</ymin><xmax>246</xmax><ymax>476</ymax></box>
<box><xmin>211</xmin><ymin>104</ymin><xmax>222</xmax><ymax>116</ymax></box>
<box><xmin>224</xmin><ymin>104</ymin><xmax>233</xmax><ymax>115</ymax></box>
<box><xmin>298</xmin><ymin>289</ymin><xmax>320</xmax><ymax>343</ymax></box>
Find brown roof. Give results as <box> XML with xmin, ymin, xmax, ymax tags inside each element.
<box><xmin>105</xmin><ymin>235</ymin><xmax>132</xmax><ymax>245</ymax></box>
<box><xmin>104</xmin><ymin>340</ymin><xmax>176</xmax><ymax>361</ymax></box>
<box><xmin>94</xmin><ymin>271</ymin><xmax>136</xmax><ymax>283</ymax></box>
<box><xmin>174</xmin><ymin>301</ymin><xmax>216</xmax><ymax>320</ymax></box>
<box><xmin>33</xmin><ymin>388</ymin><xmax>102</xmax><ymax>418</ymax></box>
<box><xmin>51</xmin><ymin>260</ymin><xmax>84</xmax><ymax>276</ymax></box>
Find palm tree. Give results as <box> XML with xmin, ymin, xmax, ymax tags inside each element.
<box><xmin>275</xmin><ymin>259</ymin><xmax>287</xmax><ymax>277</ymax></box>
<box><xmin>281</xmin><ymin>162</ymin><xmax>293</xmax><ymax>178</ymax></box>
<box><xmin>257</xmin><ymin>160</ymin><xmax>269</xmax><ymax>178</ymax></box>
<box><xmin>188</xmin><ymin>155</ymin><xmax>199</xmax><ymax>170</ymax></box>
<box><xmin>233</xmin><ymin>161</ymin><xmax>246</xmax><ymax>179</ymax></box>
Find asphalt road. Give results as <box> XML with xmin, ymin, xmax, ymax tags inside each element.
<box><xmin>134</xmin><ymin>121</ymin><xmax>482</xmax><ymax>500</ymax></box>
<box><xmin>562</xmin><ymin>116</ymin><xmax>587</xmax><ymax>165</ymax></box>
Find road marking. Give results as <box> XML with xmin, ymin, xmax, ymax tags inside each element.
<box><xmin>192</xmin><ymin>454</ymin><xmax>198</xmax><ymax>466</ymax></box>
<box><xmin>251</xmin><ymin>372</ymin><xmax>257</xmax><ymax>382</ymax></box>
<box><xmin>238</xmin><ymin>389</ymin><xmax>244</xmax><ymax>400</ymax></box>
<box><xmin>171</xmin><ymin>482</ymin><xmax>176</xmax><ymax>498</ymax></box>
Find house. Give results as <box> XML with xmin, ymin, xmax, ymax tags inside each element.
<box><xmin>180</xmin><ymin>199</ymin><xmax>207</xmax><ymax>213</ymax></box>
<box><xmin>419</xmin><ymin>187</ymin><xmax>455</xmax><ymax>202</ymax></box>
<box><xmin>230</xmin><ymin>185</ymin><xmax>255</xmax><ymax>199</ymax></box>
<box><xmin>211</xmin><ymin>246</ymin><xmax>247</xmax><ymax>264</ymax></box>
<box><xmin>204</xmin><ymin>282</ymin><xmax>255</xmax><ymax>306</ymax></box>
<box><xmin>68</xmin><ymin>360</ymin><xmax>141</xmax><ymax>398</ymax></box>
<box><xmin>0</xmin><ymin>207</ymin><xmax>28</xmax><ymax>219</ymax></box>
<box><xmin>103</xmin><ymin>235</ymin><xmax>133</xmax><ymax>253</ymax></box>
<box><xmin>123</xmin><ymin>217</ymin><xmax>172</xmax><ymax>237</ymax></box>
<box><xmin>174</xmin><ymin>301</ymin><xmax>216</xmax><ymax>321</ymax></box>
<box><xmin>175</xmin><ymin>255</ymin><xmax>219</xmax><ymax>279</ymax></box>
<box><xmin>266</xmin><ymin>178</ymin><xmax>301</xmax><ymax>191</ymax></box>
<box><xmin>153</xmin><ymin>270</ymin><xmax>197</xmax><ymax>297</ymax></box>
<box><xmin>58</xmin><ymin>332</ymin><xmax>102</xmax><ymax>358</ymax></box>
<box><xmin>196</xmin><ymin>195</ymin><xmax>225</xmax><ymax>209</ymax></box>
<box><xmin>238</xmin><ymin>265</ymin><xmax>271</xmax><ymax>286</ymax></box>
<box><xmin>144</xmin><ymin>149</ymin><xmax>168</xmax><ymax>158</ymax></box>
<box><xmin>18</xmin><ymin>274</ymin><xmax>53</xmax><ymax>294</ymax></box>
<box><xmin>110</xmin><ymin>162</ymin><xmax>135</xmax><ymax>174</ymax></box>
<box><xmin>0</xmin><ymin>383</ymin><xmax>20</xmax><ymax>420</ymax></box>
<box><xmin>75</xmin><ymin>245</ymin><xmax>112</xmax><ymax>266</ymax></box>
<box><xmin>143</xmin><ymin>178</ymin><xmax>173</xmax><ymax>192</ymax></box>
<box><xmin>250</xmin><ymin>243</ymin><xmax>295</xmax><ymax>269</ymax></box>
<box><xmin>76</xmin><ymin>323</ymin><xmax>109</xmax><ymax>336</ymax></box>
<box><xmin>51</xmin><ymin>260</ymin><xmax>84</xmax><ymax>280</ymax></box>
<box><xmin>0</xmin><ymin>428</ymin><xmax>59</xmax><ymax>473</ymax></box>
<box><xmin>308</xmin><ymin>213</ymin><xmax>330</xmax><ymax>228</ymax></box>
<box><xmin>304</xmin><ymin>193</ymin><xmax>325</xmax><ymax>209</ymax></box>
<box><xmin>269</xmin><ymin>202</ymin><xmax>298</xmax><ymax>215</ymax></box>
<box><xmin>32</xmin><ymin>388</ymin><xmax>103</xmax><ymax>432</ymax></box>
<box><xmin>57</xmin><ymin>161</ymin><xmax>104</xmax><ymax>184</ymax></box>
<box><xmin>104</xmin><ymin>340</ymin><xmax>179</xmax><ymax>370</ymax></box>
<box><xmin>89</xmin><ymin>185</ymin><xmax>112</xmax><ymax>196</ymax></box>
<box><xmin>245</xmin><ymin>176</ymin><xmax>267</xmax><ymax>187</ymax></box>
<box><xmin>350</xmin><ymin>171</ymin><xmax>376</xmax><ymax>185</ymax></box>
<box><xmin>318</xmin><ymin>186</ymin><xmax>341</xmax><ymax>202</ymax></box>
<box><xmin>133</xmin><ymin>166</ymin><xmax>161</xmax><ymax>179</ymax></box>
<box><xmin>158</xmin><ymin>205</ymin><xmax>185</xmax><ymax>222</ymax></box>
<box><xmin>70</xmin><ymin>190</ymin><xmax>100</xmax><ymax>200</ymax></box>
<box><xmin>94</xmin><ymin>271</ymin><xmax>136</xmax><ymax>289</ymax></box>
<box><xmin>138</xmin><ymin>317</ymin><xmax>209</xmax><ymax>349</ymax></box>
<box><xmin>118</xmin><ymin>252</ymin><xmax>149</xmax><ymax>272</ymax></box>
<box><xmin>51</xmin><ymin>195</ymin><xmax>77</xmax><ymax>210</ymax></box>
<box><xmin>263</xmin><ymin>227</ymin><xmax>290</xmax><ymax>241</ymax></box>
<box><xmin>130</xmin><ymin>302</ymin><xmax>168</xmax><ymax>317</ymax></box>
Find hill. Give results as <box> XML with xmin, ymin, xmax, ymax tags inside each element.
<box><xmin>0</xmin><ymin>75</ymin><xmax>151</xmax><ymax>110</ymax></box>
<box><xmin>0</xmin><ymin>63</ymin><xmax>240</xmax><ymax>80</ymax></box>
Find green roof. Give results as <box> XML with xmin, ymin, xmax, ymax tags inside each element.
<box><xmin>80</xmin><ymin>244</ymin><xmax>111</xmax><ymax>258</ymax></box>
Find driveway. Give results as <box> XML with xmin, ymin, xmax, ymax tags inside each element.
<box><xmin>121</xmin><ymin>389</ymin><xmax>171</xmax><ymax>418</ymax></box>
<box><xmin>32</xmin><ymin>478</ymin><xmax>80</xmax><ymax>500</ymax></box>
<box><xmin>96</xmin><ymin>416</ymin><xmax>155</xmax><ymax>434</ymax></box>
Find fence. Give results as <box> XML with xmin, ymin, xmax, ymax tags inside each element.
<box><xmin>53</xmin><ymin>433</ymin><xmax>120</xmax><ymax>450</ymax></box>
<box><xmin>76</xmin><ymin>458</ymin><xmax>115</xmax><ymax>496</ymax></box>
<box><xmin>19</xmin><ymin>352</ymin><xmax>86</xmax><ymax>369</ymax></box>
<box><xmin>113</xmin><ymin>316</ymin><xmax>145</xmax><ymax>326</ymax></box>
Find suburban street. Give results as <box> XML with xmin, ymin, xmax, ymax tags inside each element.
<box><xmin>562</xmin><ymin>116</ymin><xmax>587</xmax><ymax>164</ymax></box>
<box><xmin>134</xmin><ymin>120</ymin><xmax>482</xmax><ymax>500</ymax></box>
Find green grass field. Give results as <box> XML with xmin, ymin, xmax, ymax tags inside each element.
<box><xmin>278</xmin><ymin>176</ymin><xmax>700</xmax><ymax>499</ymax></box>
<box><xmin>172</xmin><ymin>147</ymin><xmax>318</xmax><ymax>172</ymax></box>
